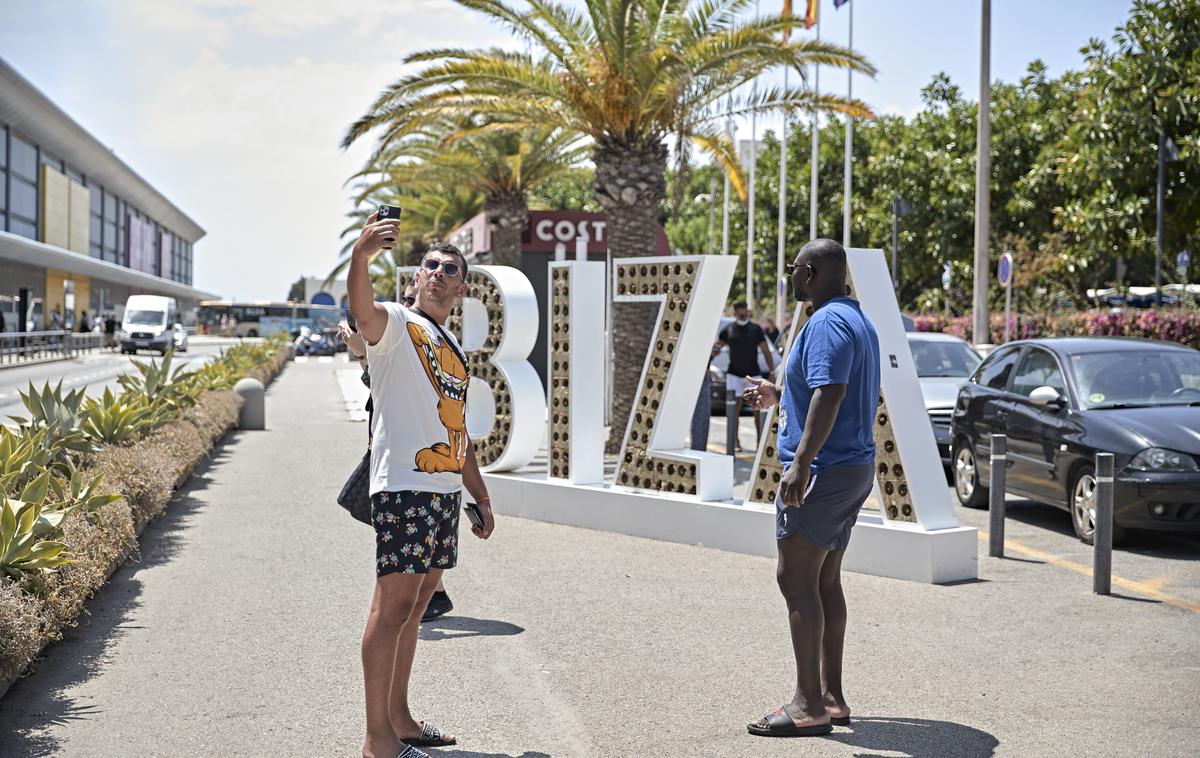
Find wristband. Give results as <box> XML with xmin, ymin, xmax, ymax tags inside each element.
<box><xmin>477</xmin><ymin>496</ymin><xmax>491</xmax><ymax>505</ymax></box>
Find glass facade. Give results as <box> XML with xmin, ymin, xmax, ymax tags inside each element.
<box><xmin>1</xmin><ymin>121</ymin><xmax>195</xmax><ymax>285</ymax></box>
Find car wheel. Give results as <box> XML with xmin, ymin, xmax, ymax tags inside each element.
<box><xmin>952</xmin><ymin>438</ymin><xmax>989</xmax><ymax>509</ymax></box>
<box><xmin>1069</xmin><ymin>464</ymin><xmax>1126</xmax><ymax>546</ymax></box>
<box><xmin>248</xmin><ymin>329</ymin><xmax>258</xmax><ymax>338</ymax></box>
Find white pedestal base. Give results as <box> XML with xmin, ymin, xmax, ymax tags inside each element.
<box><xmin>481</xmin><ymin>472</ymin><xmax>978</xmax><ymax>584</ymax></box>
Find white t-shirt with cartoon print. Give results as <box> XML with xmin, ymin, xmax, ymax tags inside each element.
<box><xmin>366</xmin><ymin>302</ymin><xmax>469</xmax><ymax>495</ymax></box>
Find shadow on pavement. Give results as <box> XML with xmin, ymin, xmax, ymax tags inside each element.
<box><xmin>420</xmin><ymin>615</ymin><xmax>525</xmax><ymax>641</ymax></box>
<box><xmin>1002</xmin><ymin>499</ymin><xmax>1200</xmax><ymax>560</ymax></box>
<box><xmin>0</xmin><ymin>441</ymin><xmax>236</xmax><ymax>758</ymax></box>
<box><xmin>827</xmin><ymin>716</ymin><xmax>999</xmax><ymax>758</ymax></box>
<box><xmin>435</xmin><ymin>752</ymin><xmax>550</xmax><ymax>758</ymax></box>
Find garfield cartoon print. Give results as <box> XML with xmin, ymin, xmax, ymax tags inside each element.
<box><xmin>407</xmin><ymin>320</ymin><xmax>469</xmax><ymax>473</ymax></box>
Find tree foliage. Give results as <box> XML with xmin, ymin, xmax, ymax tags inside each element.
<box><xmin>667</xmin><ymin>0</ymin><xmax>1200</xmax><ymax>313</ymax></box>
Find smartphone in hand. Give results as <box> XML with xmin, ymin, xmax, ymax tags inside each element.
<box><xmin>377</xmin><ymin>204</ymin><xmax>401</xmax><ymax>249</ymax></box>
<box><xmin>464</xmin><ymin>502</ymin><xmax>485</xmax><ymax>530</ymax></box>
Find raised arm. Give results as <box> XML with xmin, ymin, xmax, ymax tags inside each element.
<box><xmin>347</xmin><ymin>211</ymin><xmax>398</xmax><ymax>346</ymax></box>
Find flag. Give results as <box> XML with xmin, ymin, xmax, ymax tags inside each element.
<box><xmin>803</xmin><ymin>0</ymin><xmax>818</xmax><ymax>28</ymax></box>
<box><xmin>834</xmin><ymin>0</ymin><xmax>850</xmax><ymax>7</ymax></box>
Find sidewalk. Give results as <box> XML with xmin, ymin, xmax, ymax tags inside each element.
<box><xmin>1</xmin><ymin>360</ymin><xmax>1196</xmax><ymax>757</ymax></box>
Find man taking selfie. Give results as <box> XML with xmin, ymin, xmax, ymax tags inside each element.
<box><xmin>348</xmin><ymin>211</ymin><xmax>496</xmax><ymax>758</ymax></box>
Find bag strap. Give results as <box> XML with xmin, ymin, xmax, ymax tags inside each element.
<box><xmin>411</xmin><ymin>306</ymin><xmax>469</xmax><ymax>374</ymax></box>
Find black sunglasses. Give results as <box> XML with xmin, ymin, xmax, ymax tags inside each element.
<box><xmin>422</xmin><ymin>258</ymin><xmax>461</xmax><ymax>278</ymax></box>
<box><xmin>785</xmin><ymin>262</ymin><xmax>814</xmax><ymax>277</ymax></box>
<box><xmin>401</xmin><ymin>296</ymin><xmax>416</xmax><ymax>306</ymax></box>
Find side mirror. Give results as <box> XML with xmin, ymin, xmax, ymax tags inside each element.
<box><xmin>1029</xmin><ymin>385</ymin><xmax>1066</xmax><ymax>409</ymax></box>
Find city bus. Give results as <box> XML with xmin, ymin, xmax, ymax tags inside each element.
<box><xmin>195</xmin><ymin>301</ymin><xmax>341</xmax><ymax>337</ymax></box>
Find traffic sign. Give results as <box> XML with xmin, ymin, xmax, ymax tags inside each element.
<box><xmin>998</xmin><ymin>253</ymin><xmax>1014</xmax><ymax>289</ymax></box>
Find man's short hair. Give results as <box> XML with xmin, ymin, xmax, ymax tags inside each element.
<box><xmin>732</xmin><ymin>300</ymin><xmax>748</xmax><ymax>310</ymax></box>
<box><xmin>798</xmin><ymin>238</ymin><xmax>847</xmax><ymax>274</ymax></box>
<box><xmin>423</xmin><ymin>241</ymin><xmax>468</xmax><ymax>279</ymax></box>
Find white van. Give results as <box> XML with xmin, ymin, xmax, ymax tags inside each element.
<box><xmin>119</xmin><ymin>295</ymin><xmax>179</xmax><ymax>355</ymax></box>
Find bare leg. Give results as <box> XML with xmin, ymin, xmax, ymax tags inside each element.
<box><xmin>362</xmin><ymin>572</ymin><xmax>424</xmax><ymax>758</ymax></box>
<box><xmin>818</xmin><ymin>549</ymin><xmax>850</xmax><ymax>719</ymax></box>
<box><xmin>771</xmin><ymin>533</ymin><xmax>831</xmax><ymax>725</ymax></box>
<box><xmin>389</xmin><ymin>570</ymin><xmax>453</xmax><ymax>740</ymax></box>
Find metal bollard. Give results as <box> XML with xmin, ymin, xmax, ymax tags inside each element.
<box><xmin>1093</xmin><ymin>452</ymin><xmax>1115</xmax><ymax>595</ymax></box>
<box><xmin>725</xmin><ymin>389</ymin><xmax>738</xmax><ymax>455</ymax></box>
<box><xmin>988</xmin><ymin>434</ymin><xmax>1007</xmax><ymax>558</ymax></box>
<box><xmin>234</xmin><ymin>377</ymin><xmax>266</xmax><ymax>430</ymax></box>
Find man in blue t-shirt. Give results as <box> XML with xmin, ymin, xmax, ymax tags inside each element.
<box><xmin>742</xmin><ymin>238</ymin><xmax>881</xmax><ymax>739</ymax></box>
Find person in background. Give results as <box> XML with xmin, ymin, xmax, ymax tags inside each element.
<box><xmin>743</xmin><ymin>238</ymin><xmax>881</xmax><ymax>738</ymax></box>
<box><xmin>715</xmin><ymin>301</ymin><xmax>775</xmax><ymax>452</ymax></box>
<box><xmin>105</xmin><ymin>313</ymin><xmax>117</xmax><ymax>348</ymax></box>
<box><xmin>761</xmin><ymin>317</ymin><xmax>781</xmax><ymax>345</ymax></box>
<box><xmin>77</xmin><ymin>310</ymin><xmax>91</xmax><ymax>333</ymax></box>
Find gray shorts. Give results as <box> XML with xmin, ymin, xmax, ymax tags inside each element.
<box><xmin>775</xmin><ymin>462</ymin><xmax>876</xmax><ymax>550</ymax></box>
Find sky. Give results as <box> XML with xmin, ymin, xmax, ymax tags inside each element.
<box><xmin>0</xmin><ymin>0</ymin><xmax>1133</xmax><ymax>301</ymax></box>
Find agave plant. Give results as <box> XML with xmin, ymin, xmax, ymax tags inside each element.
<box><xmin>117</xmin><ymin>347</ymin><xmax>200</xmax><ymax>411</ymax></box>
<box><xmin>0</xmin><ymin>426</ymin><xmax>70</xmax><ymax>494</ymax></box>
<box><xmin>83</xmin><ymin>387</ymin><xmax>173</xmax><ymax>445</ymax></box>
<box><xmin>9</xmin><ymin>380</ymin><xmax>96</xmax><ymax>454</ymax></box>
<box><xmin>0</xmin><ymin>499</ymin><xmax>73</xmax><ymax>581</ymax></box>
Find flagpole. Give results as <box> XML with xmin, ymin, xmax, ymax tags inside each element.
<box><xmin>777</xmin><ymin>67</ymin><xmax>788</xmax><ymax>329</ymax></box>
<box><xmin>842</xmin><ymin>0</ymin><xmax>853</xmax><ymax>249</ymax></box>
<box><xmin>810</xmin><ymin>7</ymin><xmax>819</xmax><ymax>241</ymax></box>
<box><xmin>722</xmin><ymin>97</ymin><xmax>734</xmax><ymax>256</ymax></box>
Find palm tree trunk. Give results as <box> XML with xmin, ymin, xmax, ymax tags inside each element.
<box><xmin>593</xmin><ymin>132</ymin><xmax>668</xmax><ymax>453</ymax></box>
<box><xmin>486</xmin><ymin>189</ymin><xmax>529</xmax><ymax>268</ymax></box>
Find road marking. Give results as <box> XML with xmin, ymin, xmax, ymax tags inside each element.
<box><xmin>318</xmin><ymin>356</ymin><xmax>334</xmax><ymax>363</ymax></box>
<box><xmin>977</xmin><ymin>530</ymin><xmax>1200</xmax><ymax>614</ymax></box>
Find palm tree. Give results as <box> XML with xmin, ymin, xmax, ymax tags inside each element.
<box><xmin>325</xmin><ymin>182</ymin><xmax>484</xmax><ymax>298</ymax></box>
<box><xmin>343</xmin><ymin>0</ymin><xmax>876</xmax><ymax>449</ymax></box>
<box><xmin>352</xmin><ymin>120</ymin><xmax>588</xmax><ymax>267</ymax></box>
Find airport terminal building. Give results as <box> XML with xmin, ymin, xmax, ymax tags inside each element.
<box><xmin>0</xmin><ymin>57</ymin><xmax>216</xmax><ymax>332</ymax></box>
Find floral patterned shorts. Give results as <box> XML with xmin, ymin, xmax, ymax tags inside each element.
<box><xmin>370</xmin><ymin>490</ymin><xmax>461</xmax><ymax>577</ymax></box>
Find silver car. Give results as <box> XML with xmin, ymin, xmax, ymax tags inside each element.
<box><xmin>905</xmin><ymin>332</ymin><xmax>982</xmax><ymax>463</ymax></box>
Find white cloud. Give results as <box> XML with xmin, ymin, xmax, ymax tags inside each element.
<box><xmin>67</xmin><ymin>0</ymin><xmax>515</xmax><ymax>299</ymax></box>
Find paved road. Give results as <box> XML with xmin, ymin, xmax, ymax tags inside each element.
<box><xmin>1</xmin><ymin>359</ymin><xmax>1197</xmax><ymax>757</ymax></box>
<box><xmin>0</xmin><ymin>337</ymin><xmax>245</xmax><ymax>420</ymax></box>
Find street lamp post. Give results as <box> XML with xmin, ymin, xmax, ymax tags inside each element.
<box><xmin>972</xmin><ymin>0</ymin><xmax>992</xmax><ymax>345</ymax></box>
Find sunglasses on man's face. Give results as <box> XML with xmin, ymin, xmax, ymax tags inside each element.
<box><xmin>422</xmin><ymin>258</ymin><xmax>461</xmax><ymax>278</ymax></box>
<box><xmin>785</xmin><ymin>262</ymin><xmax>814</xmax><ymax>277</ymax></box>
<box><xmin>401</xmin><ymin>296</ymin><xmax>416</xmax><ymax>306</ymax></box>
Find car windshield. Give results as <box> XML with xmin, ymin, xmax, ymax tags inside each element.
<box><xmin>909</xmin><ymin>340</ymin><xmax>982</xmax><ymax>378</ymax></box>
<box><xmin>125</xmin><ymin>309</ymin><xmax>165</xmax><ymax>325</ymax></box>
<box><xmin>1070</xmin><ymin>349</ymin><xmax>1200</xmax><ymax>408</ymax></box>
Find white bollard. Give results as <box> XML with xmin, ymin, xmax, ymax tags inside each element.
<box><xmin>234</xmin><ymin>377</ymin><xmax>265</xmax><ymax>430</ymax></box>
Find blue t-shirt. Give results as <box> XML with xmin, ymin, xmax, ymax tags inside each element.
<box><xmin>778</xmin><ymin>297</ymin><xmax>881</xmax><ymax>472</ymax></box>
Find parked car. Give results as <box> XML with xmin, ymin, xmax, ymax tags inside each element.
<box><xmin>906</xmin><ymin>332</ymin><xmax>982</xmax><ymax>463</ymax></box>
<box><xmin>950</xmin><ymin>337</ymin><xmax>1200</xmax><ymax>544</ymax></box>
<box><xmin>709</xmin><ymin>317</ymin><xmax>784</xmax><ymax>416</ymax></box>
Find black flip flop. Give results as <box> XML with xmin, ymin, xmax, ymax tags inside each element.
<box><xmin>747</xmin><ymin>708</ymin><xmax>833</xmax><ymax>737</ymax></box>
<box><xmin>396</xmin><ymin>746</ymin><xmax>430</xmax><ymax>758</ymax></box>
<box><xmin>403</xmin><ymin>722</ymin><xmax>457</xmax><ymax>748</ymax></box>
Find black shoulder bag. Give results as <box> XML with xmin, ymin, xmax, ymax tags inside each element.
<box><xmin>336</xmin><ymin>308</ymin><xmax>468</xmax><ymax>526</ymax></box>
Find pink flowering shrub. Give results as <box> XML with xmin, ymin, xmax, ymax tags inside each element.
<box><xmin>909</xmin><ymin>310</ymin><xmax>1200</xmax><ymax>348</ymax></box>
